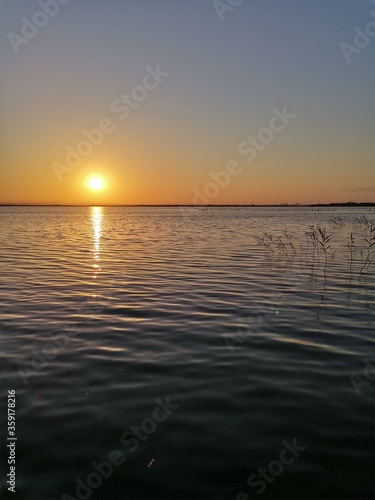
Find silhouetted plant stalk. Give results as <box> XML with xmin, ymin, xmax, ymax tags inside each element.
<box><xmin>256</xmin><ymin>229</ymin><xmax>296</xmax><ymax>258</ymax></box>
<box><xmin>345</xmin><ymin>233</ymin><xmax>356</xmax><ymax>283</ymax></box>
<box><xmin>354</xmin><ymin>215</ymin><xmax>369</xmax><ymax>227</ymax></box>
<box><xmin>256</xmin><ymin>233</ymin><xmax>275</xmax><ymax>255</ymax></box>
<box><xmin>316</xmin><ymin>226</ymin><xmax>333</xmax><ymax>278</ymax></box>
<box><xmin>258</xmin><ymin>222</ymin><xmax>374</xmax><ymax>280</ymax></box>
<box><xmin>360</xmin><ymin>223</ymin><xmax>375</xmax><ymax>274</ymax></box>
<box><xmin>329</xmin><ymin>216</ymin><xmax>344</xmax><ymax>226</ymax></box>
<box><xmin>305</xmin><ymin>225</ymin><xmax>322</xmax><ymax>275</ymax></box>
<box><xmin>282</xmin><ymin>229</ymin><xmax>296</xmax><ymax>256</ymax></box>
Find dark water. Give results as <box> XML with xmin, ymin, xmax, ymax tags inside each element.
<box><xmin>0</xmin><ymin>206</ymin><xmax>374</xmax><ymax>499</ymax></box>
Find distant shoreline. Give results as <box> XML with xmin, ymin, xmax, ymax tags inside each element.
<box><xmin>0</xmin><ymin>202</ymin><xmax>374</xmax><ymax>208</ymax></box>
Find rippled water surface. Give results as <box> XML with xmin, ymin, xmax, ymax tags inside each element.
<box><xmin>1</xmin><ymin>206</ymin><xmax>374</xmax><ymax>499</ymax></box>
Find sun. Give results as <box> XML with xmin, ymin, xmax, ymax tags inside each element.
<box><xmin>85</xmin><ymin>174</ymin><xmax>107</xmax><ymax>193</ymax></box>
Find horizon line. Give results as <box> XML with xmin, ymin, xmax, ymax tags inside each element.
<box><xmin>0</xmin><ymin>202</ymin><xmax>375</xmax><ymax>208</ymax></box>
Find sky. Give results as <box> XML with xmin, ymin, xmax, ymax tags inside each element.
<box><xmin>1</xmin><ymin>0</ymin><xmax>374</xmax><ymax>205</ymax></box>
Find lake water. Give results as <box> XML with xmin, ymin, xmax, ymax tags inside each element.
<box><xmin>0</xmin><ymin>206</ymin><xmax>374</xmax><ymax>499</ymax></box>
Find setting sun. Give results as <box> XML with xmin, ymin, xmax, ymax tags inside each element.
<box><xmin>85</xmin><ymin>174</ymin><xmax>107</xmax><ymax>193</ymax></box>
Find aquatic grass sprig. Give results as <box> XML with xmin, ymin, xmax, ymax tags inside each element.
<box><xmin>360</xmin><ymin>223</ymin><xmax>375</xmax><ymax>273</ymax></box>
<box><xmin>282</xmin><ymin>228</ymin><xmax>296</xmax><ymax>256</ymax></box>
<box><xmin>354</xmin><ymin>215</ymin><xmax>369</xmax><ymax>227</ymax></box>
<box><xmin>256</xmin><ymin>233</ymin><xmax>275</xmax><ymax>255</ymax></box>
<box><xmin>345</xmin><ymin>232</ymin><xmax>357</xmax><ymax>282</ymax></box>
<box><xmin>256</xmin><ymin>230</ymin><xmax>298</xmax><ymax>258</ymax></box>
<box><xmin>257</xmin><ymin>221</ymin><xmax>374</xmax><ymax>293</ymax></box>
<box><xmin>316</xmin><ymin>226</ymin><xmax>333</xmax><ymax>277</ymax></box>
<box><xmin>329</xmin><ymin>216</ymin><xmax>344</xmax><ymax>226</ymax></box>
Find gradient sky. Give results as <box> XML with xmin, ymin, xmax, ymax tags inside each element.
<box><xmin>1</xmin><ymin>0</ymin><xmax>374</xmax><ymax>204</ymax></box>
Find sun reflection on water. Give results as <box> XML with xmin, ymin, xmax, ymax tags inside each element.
<box><xmin>91</xmin><ymin>206</ymin><xmax>102</xmax><ymax>280</ymax></box>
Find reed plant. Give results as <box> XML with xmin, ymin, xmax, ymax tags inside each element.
<box><xmin>360</xmin><ymin>224</ymin><xmax>375</xmax><ymax>274</ymax></box>
<box><xmin>257</xmin><ymin>219</ymin><xmax>373</xmax><ymax>280</ymax></box>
